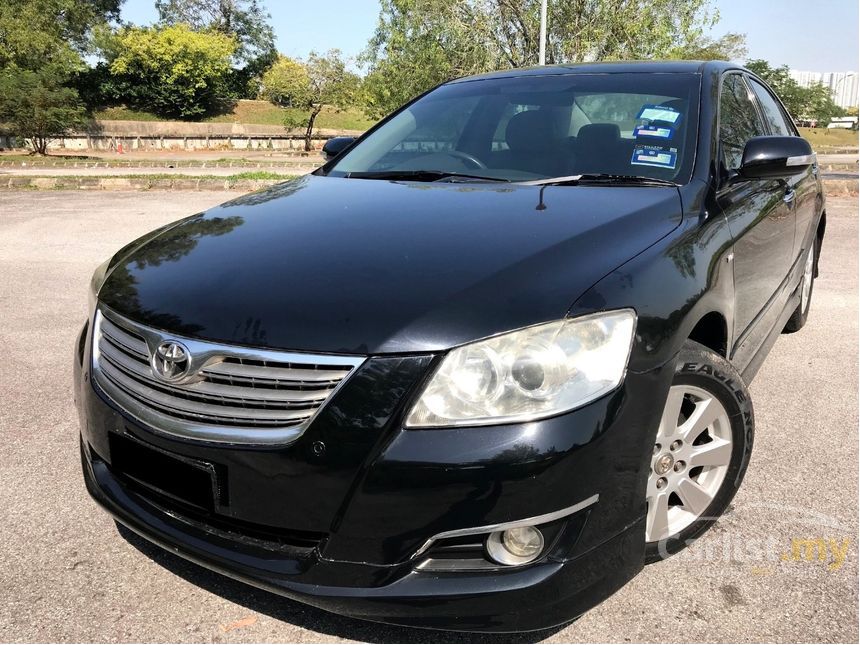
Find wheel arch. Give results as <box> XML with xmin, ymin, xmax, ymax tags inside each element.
<box><xmin>686</xmin><ymin>311</ymin><xmax>729</xmax><ymax>358</ymax></box>
<box><xmin>815</xmin><ymin>210</ymin><xmax>826</xmax><ymax>278</ymax></box>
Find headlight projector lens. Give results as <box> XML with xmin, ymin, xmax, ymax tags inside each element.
<box><xmin>485</xmin><ymin>526</ymin><xmax>545</xmax><ymax>566</ymax></box>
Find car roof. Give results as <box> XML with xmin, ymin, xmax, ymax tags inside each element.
<box><xmin>449</xmin><ymin>60</ymin><xmax>741</xmax><ymax>83</ymax></box>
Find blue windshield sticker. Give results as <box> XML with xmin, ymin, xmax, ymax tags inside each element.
<box><xmin>631</xmin><ymin>145</ymin><xmax>678</xmax><ymax>169</ymax></box>
<box><xmin>636</xmin><ymin>104</ymin><xmax>682</xmax><ymax>124</ymax></box>
<box><xmin>634</xmin><ymin>124</ymin><xmax>674</xmax><ymax>140</ymax></box>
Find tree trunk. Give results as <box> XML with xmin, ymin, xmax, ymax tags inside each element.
<box><xmin>31</xmin><ymin>136</ymin><xmax>49</xmax><ymax>155</ymax></box>
<box><xmin>304</xmin><ymin>106</ymin><xmax>322</xmax><ymax>152</ymax></box>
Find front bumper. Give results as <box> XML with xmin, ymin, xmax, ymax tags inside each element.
<box><xmin>83</xmin><ymin>446</ymin><xmax>645</xmax><ymax>632</ymax></box>
<box><xmin>74</xmin><ymin>321</ymin><xmax>675</xmax><ymax>632</ymax></box>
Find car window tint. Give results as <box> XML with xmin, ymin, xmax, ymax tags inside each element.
<box><xmin>748</xmin><ymin>78</ymin><xmax>793</xmax><ymax>136</ymax></box>
<box><xmin>719</xmin><ymin>74</ymin><xmax>767</xmax><ymax>171</ymax></box>
<box><xmin>390</xmin><ymin>96</ymin><xmax>481</xmax><ymax>155</ymax></box>
<box><xmin>575</xmin><ymin>93</ymin><xmax>677</xmax><ymax>137</ymax></box>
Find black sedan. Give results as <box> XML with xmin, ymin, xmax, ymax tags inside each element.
<box><xmin>75</xmin><ymin>60</ymin><xmax>825</xmax><ymax>632</ymax></box>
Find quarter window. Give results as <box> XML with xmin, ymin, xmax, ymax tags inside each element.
<box><xmin>719</xmin><ymin>74</ymin><xmax>767</xmax><ymax>171</ymax></box>
<box><xmin>748</xmin><ymin>78</ymin><xmax>794</xmax><ymax>136</ymax></box>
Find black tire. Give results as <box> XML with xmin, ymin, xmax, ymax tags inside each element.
<box><xmin>783</xmin><ymin>239</ymin><xmax>818</xmax><ymax>333</ymax></box>
<box><xmin>644</xmin><ymin>340</ymin><xmax>754</xmax><ymax>564</ymax></box>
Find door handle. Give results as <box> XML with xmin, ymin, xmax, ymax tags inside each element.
<box><xmin>783</xmin><ymin>188</ymin><xmax>796</xmax><ymax>205</ymax></box>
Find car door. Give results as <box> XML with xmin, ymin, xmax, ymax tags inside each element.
<box><xmin>746</xmin><ymin>75</ymin><xmax>819</xmax><ymax>263</ymax></box>
<box><xmin>716</xmin><ymin>72</ymin><xmax>796</xmax><ymax>363</ymax></box>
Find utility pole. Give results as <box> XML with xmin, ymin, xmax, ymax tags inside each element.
<box><xmin>539</xmin><ymin>0</ymin><xmax>548</xmax><ymax>65</ymax></box>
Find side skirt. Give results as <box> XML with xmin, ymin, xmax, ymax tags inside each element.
<box><xmin>740</xmin><ymin>284</ymin><xmax>801</xmax><ymax>384</ymax></box>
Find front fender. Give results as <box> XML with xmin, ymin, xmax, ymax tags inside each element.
<box><xmin>568</xmin><ymin>208</ymin><xmax>736</xmax><ymax>374</ymax></box>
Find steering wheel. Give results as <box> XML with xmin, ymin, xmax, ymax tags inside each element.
<box><xmin>444</xmin><ymin>150</ymin><xmax>487</xmax><ymax>170</ymax></box>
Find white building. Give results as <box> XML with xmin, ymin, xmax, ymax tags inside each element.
<box><xmin>789</xmin><ymin>70</ymin><xmax>859</xmax><ymax>108</ymax></box>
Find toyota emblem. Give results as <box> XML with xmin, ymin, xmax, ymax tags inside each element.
<box><xmin>151</xmin><ymin>341</ymin><xmax>191</xmax><ymax>382</ymax></box>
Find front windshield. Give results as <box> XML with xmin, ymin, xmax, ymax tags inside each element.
<box><xmin>328</xmin><ymin>72</ymin><xmax>700</xmax><ymax>183</ymax></box>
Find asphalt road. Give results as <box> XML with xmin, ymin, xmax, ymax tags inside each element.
<box><xmin>0</xmin><ymin>191</ymin><xmax>857</xmax><ymax>643</ymax></box>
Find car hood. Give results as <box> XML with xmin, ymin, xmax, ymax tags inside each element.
<box><xmin>98</xmin><ymin>174</ymin><xmax>682</xmax><ymax>354</ymax></box>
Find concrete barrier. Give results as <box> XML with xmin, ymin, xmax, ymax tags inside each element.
<box><xmin>1</xmin><ymin>119</ymin><xmax>365</xmax><ymax>152</ymax></box>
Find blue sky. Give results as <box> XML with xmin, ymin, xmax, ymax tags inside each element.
<box><xmin>120</xmin><ymin>0</ymin><xmax>859</xmax><ymax>72</ymax></box>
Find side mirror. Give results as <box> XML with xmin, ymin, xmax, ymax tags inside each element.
<box><xmin>322</xmin><ymin>136</ymin><xmax>355</xmax><ymax>161</ymax></box>
<box><xmin>739</xmin><ymin>136</ymin><xmax>815</xmax><ymax>179</ymax></box>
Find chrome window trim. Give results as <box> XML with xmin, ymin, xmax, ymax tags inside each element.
<box><xmin>91</xmin><ymin>305</ymin><xmax>365</xmax><ymax>446</ymax></box>
<box><xmin>411</xmin><ymin>493</ymin><xmax>600</xmax><ymax>559</ymax></box>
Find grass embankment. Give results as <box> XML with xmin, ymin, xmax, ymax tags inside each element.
<box><xmin>94</xmin><ymin>100</ymin><xmax>376</xmax><ymax>131</ymax></box>
<box><xmin>799</xmin><ymin>127</ymin><xmax>859</xmax><ymax>151</ymax></box>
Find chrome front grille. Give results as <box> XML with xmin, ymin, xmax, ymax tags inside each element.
<box><xmin>91</xmin><ymin>307</ymin><xmax>364</xmax><ymax>445</ymax></box>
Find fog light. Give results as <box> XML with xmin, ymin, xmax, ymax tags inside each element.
<box><xmin>485</xmin><ymin>525</ymin><xmax>545</xmax><ymax>566</ymax></box>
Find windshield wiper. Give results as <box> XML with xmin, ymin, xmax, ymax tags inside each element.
<box><xmin>345</xmin><ymin>170</ymin><xmax>509</xmax><ymax>183</ymax></box>
<box><xmin>522</xmin><ymin>173</ymin><xmax>679</xmax><ymax>187</ymax></box>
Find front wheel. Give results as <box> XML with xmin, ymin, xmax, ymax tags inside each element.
<box><xmin>644</xmin><ymin>341</ymin><xmax>754</xmax><ymax>563</ymax></box>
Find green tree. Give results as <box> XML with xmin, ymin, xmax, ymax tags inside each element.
<box><xmin>745</xmin><ymin>59</ymin><xmax>806</xmax><ymax>118</ymax></box>
<box><xmin>745</xmin><ymin>59</ymin><xmax>843</xmax><ymax>124</ymax></box>
<box><xmin>361</xmin><ymin>0</ymin><xmax>490</xmax><ymax>117</ymax></box>
<box><xmin>363</xmin><ymin>0</ymin><xmax>727</xmax><ymax>117</ymax></box>
<box><xmin>802</xmin><ymin>81</ymin><xmax>843</xmax><ymax>125</ymax></box>
<box><xmin>0</xmin><ymin>67</ymin><xmax>87</xmax><ymax>154</ymax></box>
<box><xmin>103</xmin><ymin>24</ymin><xmax>237</xmax><ymax>119</ymax></box>
<box><xmin>155</xmin><ymin>0</ymin><xmax>274</xmax><ymax>63</ymax></box>
<box><xmin>0</xmin><ymin>0</ymin><xmax>122</xmax><ymax>71</ymax></box>
<box><xmin>262</xmin><ymin>50</ymin><xmax>359</xmax><ymax>151</ymax></box>
<box><xmin>669</xmin><ymin>31</ymin><xmax>747</xmax><ymax>61</ymax></box>
<box><xmin>155</xmin><ymin>0</ymin><xmax>276</xmax><ymax>97</ymax></box>
<box><xmin>260</xmin><ymin>56</ymin><xmax>308</xmax><ymax>107</ymax></box>
<box><xmin>0</xmin><ymin>0</ymin><xmax>120</xmax><ymax>153</ymax></box>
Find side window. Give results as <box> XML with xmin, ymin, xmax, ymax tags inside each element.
<box><xmin>748</xmin><ymin>78</ymin><xmax>794</xmax><ymax>136</ymax></box>
<box><xmin>719</xmin><ymin>74</ymin><xmax>767</xmax><ymax>171</ymax></box>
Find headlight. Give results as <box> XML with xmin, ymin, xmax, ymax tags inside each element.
<box><xmin>405</xmin><ymin>309</ymin><xmax>636</xmax><ymax>427</ymax></box>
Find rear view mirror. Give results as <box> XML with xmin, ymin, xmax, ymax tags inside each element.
<box><xmin>322</xmin><ymin>137</ymin><xmax>356</xmax><ymax>161</ymax></box>
<box><xmin>739</xmin><ymin>136</ymin><xmax>815</xmax><ymax>179</ymax></box>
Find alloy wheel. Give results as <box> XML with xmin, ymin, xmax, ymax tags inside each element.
<box><xmin>646</xmin><ymin>385</ymin><xmax>733</xmax><ymax>543</ymax></box>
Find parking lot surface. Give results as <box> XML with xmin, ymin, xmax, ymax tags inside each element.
<box><xmin>0</xmin><ymin>191</ymin><xmax>857</xmax><ymax>643</ymax></box>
